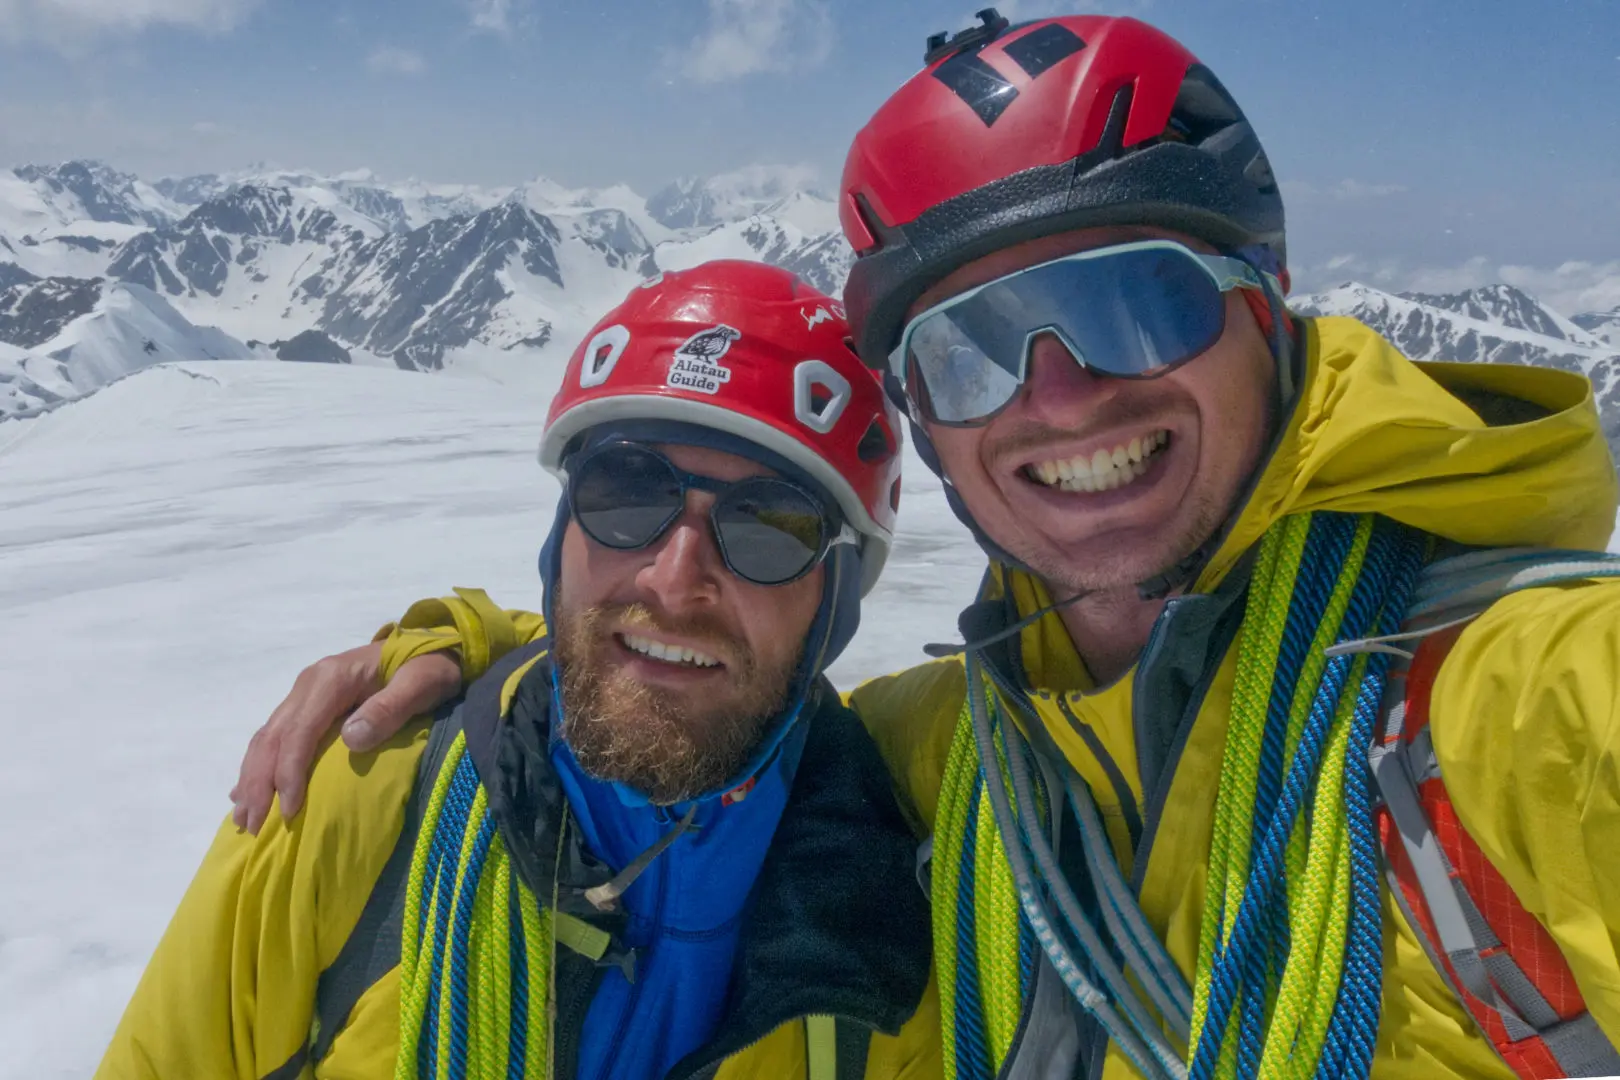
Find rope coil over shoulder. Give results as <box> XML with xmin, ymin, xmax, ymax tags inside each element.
<box><xmin>396</xmin><ymin>728</ymin><xmax>554</xmax><ymax>1080</ymax></box>
<box><xmin>935</xmin><ymin>512</ymin><xmax>1429</xmax><ymax>1080</ymax></box>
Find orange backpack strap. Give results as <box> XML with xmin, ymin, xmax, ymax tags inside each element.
<box><xmin>1368</xmin><ymin>547</ymin><xmax>1620</xmax><ymax>1079</ymax></box>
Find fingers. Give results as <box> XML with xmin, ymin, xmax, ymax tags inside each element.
<box><xmin>341</xmin><ymin>650</ymin><xmax>463</xmax><ymax>753</ymax></box>
<box><xmin>230</xmin><ymin>643</ymin><xmax>385</xmax><ymax>833</ymax></box>
<box><xmin>232</xmin><ymin>724</ymin><xmax>280</xmax><ymax>835</ymax></box>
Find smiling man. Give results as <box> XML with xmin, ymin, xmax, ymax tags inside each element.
<box><xmin>228</xmin><ymin>11</ymin><xmax>1620</xmax><ymax>1080</ymax></box>
<box><xmin>95</xmin><ymin>261</ymin><xmax>933</xmax><ymax>1080</ymax></box>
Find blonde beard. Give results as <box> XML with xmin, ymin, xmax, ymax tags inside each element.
<box><xmin>553</xmin><ymin>600</ymin><xmax>800</xmax><ymax>805</ymax></box>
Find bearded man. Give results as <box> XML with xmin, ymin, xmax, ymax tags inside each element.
<box><xmin>95</xmin><ymin>262</ymin><xmax>935</xmax><ymax>1080</ymax></box>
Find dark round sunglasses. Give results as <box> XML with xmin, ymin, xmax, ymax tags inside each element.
<box><xmin>565</xmin><ymin>441</ymin><xmax>854</xmax><ymax>587</ymax></box>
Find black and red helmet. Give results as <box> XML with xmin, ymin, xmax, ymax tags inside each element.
<box><xmin>839</xmin><ymin>11</ymin><xmax>1286</xmax><ymax>365</ymax></box>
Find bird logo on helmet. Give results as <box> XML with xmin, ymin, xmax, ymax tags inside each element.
<box><xmin>540</xmin><ymin>260</ymin><xmax>904</xmax><ymax>595</ymax></box>
<box><xmin>838</xmin><ymin>9</ymin><xmax>1287</xmax><ymax>367</ymax></box>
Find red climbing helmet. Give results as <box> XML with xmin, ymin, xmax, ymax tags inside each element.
<box><xmin>540</xmin><ymin>260</ymin><xmax>904</xmax><ymax>593</ymax></box>
<box><xmin>839</xmin><ymin>10</ymin><xmax>1288</xmax><ymax>365</ymax></box>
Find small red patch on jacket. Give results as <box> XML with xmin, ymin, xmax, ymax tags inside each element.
<box><xmin>722</xmin><ymin>778</ymin><xmax>756</xmax><ymax>807</ymax></box>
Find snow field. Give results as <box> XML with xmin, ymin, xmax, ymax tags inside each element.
<box><xmin>0</xmin><ymin>358</ymin><xmax>976</xmax><ymax>1076</ymax></box>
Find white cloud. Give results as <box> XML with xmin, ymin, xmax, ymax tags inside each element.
<box><xmin>1283</xmin><ymin>178</ymin><xmax>1408</xmax><ymax>202</ymax></box>
<box><xmin>366</xmin><ymin>45</ymin><xmax>425</xmax><ymax>76</ymax></box>
<box><xmin>189</xmin><ymin>119</ymin><xmax>233</xmax><ymax>139</ymax></box>
<box><xmin>1292</xmin><ymin>253</ymin><xmax>1620</xmax><ymax>318</ymax></box>
<box><xmin>677</xmin><ymin>0</ymin><xmax>834</xmax><ymax>84</ymax></box>
<box><xmin>1499</xmin><ymin>261</ymin><xmax>1620</xmax><ymax>318</ymax></box>
<box><xmin>0</xmin><ymin>0</ymin><xmax>255</xmax><ymax>44</ymax></box>
<box><xmin>466</xmin><ymin>0</ymin><xmax>512</xmax><ymax>34</ymax></box>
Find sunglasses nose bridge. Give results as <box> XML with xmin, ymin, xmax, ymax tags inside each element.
<box><xmin>1026</xmin><ymin>325</ymin><xmax>1088</xmax><ymax>373</ymax></box>
<box><xmin>635</xmin><ymin>511</ymin><xmax>725</xmax><ymax>610</ymax></box>
<box><xmin>1024</xmin><ymin>329</ymin><xmax>1113</xmax><ymax>398</ymax></box>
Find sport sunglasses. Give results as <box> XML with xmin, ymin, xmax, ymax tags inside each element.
<box><xmin>889</xmin><ymin>239</ymin><xmax>1278</xmax><ymax>427</ymax></box>
<box><xmin>565</xmin><ymin>441</ymin><xmax>855</xmax><ymax>587</ymax></box>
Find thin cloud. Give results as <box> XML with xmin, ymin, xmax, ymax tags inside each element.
<box><xmin>367</xmin><ymin>45</ymin><xmax>426</xmax><ymax>76</ymax></box>
<box><xmin>0</xmin><ymin>0</ymin><xmax>256</xmax><ymax>44</ymax></box>
<box><xmin>1284</xmin><ymin>178</ymin><xmax>1408</xmax><ymax>202</ymax></box>
<box><xmin>677</xmin><ymin>0</ymin><xmax>834</xmax><ymax>84</ymax></box>
<box><xmin>466</xmin><ymin>0</ymin><xmax>513</xmax><ymax>35</ymax></box>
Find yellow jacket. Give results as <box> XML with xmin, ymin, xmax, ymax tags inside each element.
<box><xmin>148</xmin><ymin>317</ymin><xmax>1618</xmax><ymax>1079</ymax></box>
<box><xmin>95</xmin><ymin>638</ymin><xmax>943</xmax><ymax>1080</ymax></box>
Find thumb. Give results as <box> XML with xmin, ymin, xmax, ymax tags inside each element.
<box><xmin>342</xmin><ymin>651</ymin><xmax>462</xmax><ymax>752</ymax></box>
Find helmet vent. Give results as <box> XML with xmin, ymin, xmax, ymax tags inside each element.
<box><xmin>1098</xmin><ymin>83</ymin><xmax>1134</xmax><ymax>158</ymax></box>
<box><xmin>580</xmin><ymin>323</ymin><xmax>631</xmax><ymax>388</ymax></box>
<box><xmin>1001</xmin><ymin>22</ymin><xmax>1085</xmax><ymax>80</ymax></box>
<box><xmin>932</xmin><ymin>50</ymin><xmax>1020</xmax><ymax>127</ymax></box>
<box><xmin>857</xmin><ymin>417</ymin><xmax>895</xmax><ymax>464</ymax></box>
<box><xmin>1244</xmin><ymin>151</ymin><xmax>1279</xmax><ymax>196</ymax></box>
<box><xmin>793</xmin><ymin>360</ymin><xmax>852</xmax><ymax>435</ymax></box>
<box><xmin>1169</xmin><ymin>66</ymin><xmax>1244</xmax><ymax>146</ymax></box>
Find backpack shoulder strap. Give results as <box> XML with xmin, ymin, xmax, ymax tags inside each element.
<box><xmin>1370</xmin><ymin>547</ymin><xmax>1620</xmax><ymax>1079</ymax></box>
<box><xmin>305</xmin><ymin>638</ymin><xmax>551</xmax><ymax>1066</ymax></box>
<box><xmin>306</xmin><ymin>700</ymin><xmax>465</xmax><ymax>1062</ymax></box>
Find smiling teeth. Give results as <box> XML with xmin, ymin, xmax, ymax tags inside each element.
<box><xmin>622</xmin><ymin>633</ymin><xmax>720</xmax><ymax>668</ymax></box>
<box><xmin>1029</xmin><ymin>430</ymin><xmax>1170</xmax><ymax>494</ymax></box>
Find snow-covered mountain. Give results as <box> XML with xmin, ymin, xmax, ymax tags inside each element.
<box><xmin>646</xmin><ymin>165</ymin><xmax>829</xmax><ymax>231</ymax></box>
<box><xmin>310</xmin><ymin>202</ymin><xmax>576</xmax><ymax>370</ymax></box>
<box><xmin>1574</xmin><ymin>306</ymin><xmax>1620</xmax><ymax>347</ymax></box>
<box><xmin>155</xmin><ymin>167</ymin><xmax>507</xmax><ymax>233</ymax></box>
<box><xmin>1</xmin><ymin>282</ymin><xmax>254</xmax><ymax>420</ymax></box>
<box><xmin>109</xmin><ymin>184</ymin><xmax>378</xmax><ymax>300</ymax></box>
<box><xmin>11</xmin><ymin>157</ymin><xmax>1617</xmax><ymax>450</ymax></box>
<box><xmin>1291</xmin><ymin>282</ymin><xmax>1620</xmax><ymax>457</ymax></box>
<box><xmin>0</xmin><ymin>160</ymin><xmax>854</xmax><ymax>398</ymax></box>
<box><xmin>6</xmin><ymin>161</ymin><xmax>177</xmax><ymax>231</ymax></box>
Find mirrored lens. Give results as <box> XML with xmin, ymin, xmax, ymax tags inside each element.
<box><xmin>910</xmin><ymin>316</ymin><xmax>1025</xmax><ymax>425</ymax></box>
<box><xmin>570</xmin><ymin>445</ymin><xmax>684</xmax><ymax>549</ymax></box>
<box><xmin>904</xmin><ymin>245</ymin><xmax>1228</xmax><ymax>425</ymax></box>
<box><xmin>713</xmin><ymin>479</ymin><xmax>827</xmax><ymax>585</ymax></box>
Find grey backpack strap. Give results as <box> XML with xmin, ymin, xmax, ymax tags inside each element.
<box><xmin>258</xmin><ymin>706</ymin><xmax>463</xmax><ymax>1080</ymax></box>
<box><xmin>303</xmin><ymin>638</ymin><xmax>552</xmax><ymax>1065</ymax></box>
<box><xmin>307</xmin><ymin>704</ymin><xmax>464</xmax><ymax>1062</ymax></box>
<box><xmin>836</xmin><ymin>1018</ymin><xmax>874</xmax><ymax>1078</ymax></box>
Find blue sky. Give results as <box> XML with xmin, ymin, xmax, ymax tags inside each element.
<box><xmin>1</xmin><ymin>0</ymin><xmax>1617</xmax><ymax>309</ymax></box>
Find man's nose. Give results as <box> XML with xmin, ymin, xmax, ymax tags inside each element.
<box><xmin>1010</xmin><ymin>331</ymin><xmax>1122</xmax><ymax>424</ymax></box>
<box><xmin>634</xmin><ymin>499</ymin><xmax>724</xmax><ymax>610</ymax></box>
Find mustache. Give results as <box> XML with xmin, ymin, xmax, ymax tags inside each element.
<box><xmin>596</xmin><ymin>602</ymin><xmax>746</xmax><ymax>667</ymax></box>
<box><xmin>984</xmin><ymin>396</ymin><xmax>1173</xmax><ymax>462</ymax></box>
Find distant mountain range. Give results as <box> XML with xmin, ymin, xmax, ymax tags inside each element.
<box><xmin>0</xmin><ymin>160</ymin><xmax>851</xmax><ymax>418</ymax></box>
<box><xmin>1290</xmin><ymin>282</ymin><xmax>1620</xmax><ymax>459</ymax></box>
<box><xmin>2</xmin><ymin>158</ymin><xmax>1617</xmax><ymax>447</ymax></box>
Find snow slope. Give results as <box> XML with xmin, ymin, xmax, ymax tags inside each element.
<box><xmin>1576</xmin><ymin>306</ymin><xmax>1620</xmax><ymax>347</ymax></box>
<box><xmin>0</xmin><ymin>283</ymin><xmax>254</xmax><ymax>420</ymax></box>
<box><xmin>0</xmin><ymin>358</ymin><xmax>971</xmax><ymax>1077</ymax></box>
